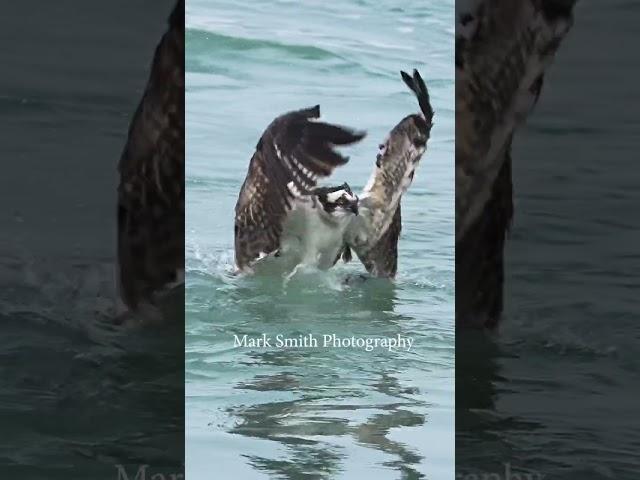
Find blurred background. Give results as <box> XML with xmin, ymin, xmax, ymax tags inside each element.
<box><xmin>0</xmin><ymin>1</ymin><xmax>184</xmax><ymax>478</ymax></box>
<box><xmin>457</xmin><ymin>1</ymin><xmax>640</xmax><ymax>478</ymax></box>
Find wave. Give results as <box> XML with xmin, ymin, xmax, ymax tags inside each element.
<box><xmin>186</xmin><ymin>28</ymin><xmax>340</xmax><ymax>62</ymax></box>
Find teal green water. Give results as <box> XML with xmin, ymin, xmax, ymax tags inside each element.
<box><xmin>186</xmin><ymin>1</ymin><xmax>454</xmax><ymax>478</ymax></box>
<box><xmin>1</xmin><ymin>2</ymin><xmax>182</xmax><ymax>478</ymax></box>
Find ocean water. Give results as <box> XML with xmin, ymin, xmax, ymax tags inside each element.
<box><xmin>457</xmin><ymin>2</ymin><xmax>640</xmax><ymax>478</ymax></box>
<box><xmin>185</xmin><ymin>1</ymin><xmax>455</xmax><ymax>479</ymax></box>
<box><xmin>0</xmin><ymin>2</ymin><xmax>183</xmax><ymax>478</ymax></box>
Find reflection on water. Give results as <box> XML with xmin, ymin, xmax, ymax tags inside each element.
<box><xmin>456</xmin><ymin>331</ymin><xmax>545</xmax><ymax>477</ymax></box>
<box><xmin>223</xmin><ymin>280</ymin><xmax>426</xmax><ymax>479</ymax></box>
<box><xmin>187</xmin><ymin>265</ymin><xmax>453</xmax><ymax>479</ymax></box>
<box><xmin>230</xmin><ymin>374</ymin><xmax>427</xmax><ymax>479</ymax></box>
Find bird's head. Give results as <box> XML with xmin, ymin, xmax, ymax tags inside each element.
<box><xmin>315</xmin><ymin>183</ymin><xmax>359</xmax><ymax>220</ymax></box>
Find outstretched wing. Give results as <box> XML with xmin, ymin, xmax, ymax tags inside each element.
<box><xmin>456</xmin><ymin>0</ymin><xmax>575</xmax><ymax>241</ymax></box>
<box><xmin>117</xmin><ymin>0</ymin><xmax>185</xmax><ymax>312</ymax></box>
<box><xmin>234</xmin><ymin>106</ymin><xmax>365</xmax><ymax>270</ymax></box>
<box><xmin>346</xmin><ymin>70</ymin><xmax>434</xmax><ymax>277</ymax></box>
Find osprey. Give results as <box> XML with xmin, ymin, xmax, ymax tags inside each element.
<box><xmin>117</xmin><ymin>0</ymin><xmax>184</xmax><ymax>319</ymax></box>
<box><xmin>234</xmin><ymin>70</ymin><xmax>433</xmax><ymax>278</ymax></box>
<box><xmin>455</xmin><ymin>0</ymin><xmax>576</xmax><ymax>327</ymax></box>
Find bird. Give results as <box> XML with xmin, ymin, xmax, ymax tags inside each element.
<box><xmin>455</xmin><ymin>0</ymin><xmax>576</xmax><ymax>327</ymax></box>
<box><xmin>234</xmin><ymin>69</ymin><xmax>433</xmax><ymax>278</ymax></box>
<box><xmin>116</xmin><ymin>0</ymin><xmax>185</xmax><ymax>321</ymax></box>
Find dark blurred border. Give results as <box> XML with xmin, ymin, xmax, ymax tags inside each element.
<box><xmin>456</xmin><ymin>1</ymin><xmax>640</xmax><ymax>478</ymax></box>
<box><xmin>0</xmin><ymin>1</ymin><xmax>184</xmax><ymax>477</ymax></box>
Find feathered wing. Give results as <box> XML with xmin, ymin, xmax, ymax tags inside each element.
<box><xmin>456</xmin><ymin>0</ymin><xmax>575</xmax><ymax>241</ymax></box>
<box><xmin>117</xmin><ymin>0</ymin><xmax>185</xmax><ymax>312</ymax></box>
<box><xmin>234</xmin><ymin>106</ymin><xmax>365</xmax><ymax>270</ymax></box>
<box><xmin>457</xmin><ymin>140</ymin><xmax>514</xmax><ymax>327</ymax></box>
<box><xmin>356</xmin><ymin>203</ymin><xmax>402</xmax><ymax>277</ymax></box>
<box><xmin>456</xmin><ymin>0</ymin><xmax>575</xmax><ymax>326</ymax></box>
<box><xmin>346</xmin><ymin>70</ymin><xmax>434</xmax><ymax>277</ymax></box>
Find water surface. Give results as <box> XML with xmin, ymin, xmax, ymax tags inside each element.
<box><xmin>186</xmin><ymin>1</ymin><xmax>455</xmax><ymax>478</ymax></box>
